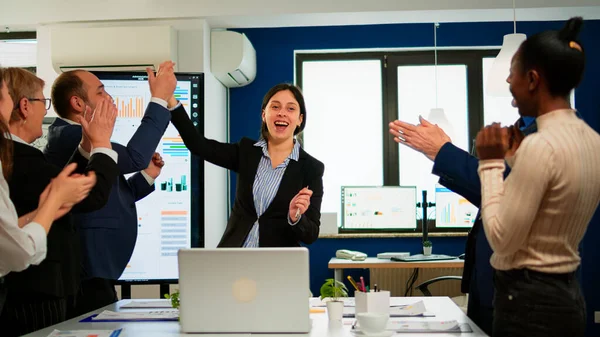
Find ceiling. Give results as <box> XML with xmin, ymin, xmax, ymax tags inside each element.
<box><xmin>0</xmin><ymin>0</ymin><xmax>599</xmax><ymax>31</ymax></box>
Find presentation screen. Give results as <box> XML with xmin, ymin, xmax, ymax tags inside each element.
<box><xmin>341</xmin><ymin>186</ymin><xmax>417</xmax><ymax>230</ymax></box>
<box><xmin>435</xmin><ymin>185</ymin><xmax>478</xmax><ymax>228</ymax></box>
<box><xmin>92</xmin><ymin>71</ymin><xmax>204</xmax><ymax>283</ymax></box>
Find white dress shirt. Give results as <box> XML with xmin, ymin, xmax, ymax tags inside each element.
<box><xmin>0</xmin><ymin>163</ymin><xmax>47</xmax><ymax>277</ymax></box>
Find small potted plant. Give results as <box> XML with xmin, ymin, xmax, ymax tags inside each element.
<box><xmin>320</xmin><ymin>278</ymin><xmax>348</xmax><ymax>321</ymax></box>
<box><xmin>423</xmin><ymin>240</ymin><xmax>432</xmax><ymax>256</ymax></box>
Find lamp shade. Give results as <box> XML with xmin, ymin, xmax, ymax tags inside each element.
<box><xmin>428</xmin><ymin>108</ymin><xmax>455</xmax><ymax>142</ymax></box>
<box><xmin>486</xmin><ymin>33</ymin><xmax>527</xmax><ymax>97</ymax></box>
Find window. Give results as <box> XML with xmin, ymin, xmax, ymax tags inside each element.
<box><xmin>301</xmin><ymin>58</ymin><xmax>384</xmax><ymax>226</ymax></box>
<box><xmin>0</xmin><ymin>32</ymin><xmax>37</xmax><ymax>72</ymax></box>
<box><xmin>297</xmin><ymin>50</ymin><xmax>498</xmax><ymax>232</ymax></box>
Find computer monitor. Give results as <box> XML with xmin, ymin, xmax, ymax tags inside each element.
<box><xmin>341</xmin><ymin>186</ymin><xmax>417</xmax><ymax>231</ymax></box>
<box><xmin>92</xmin><ymin>71</ymin><xmax>204</xmax><ymax>283</ymax></box>
<box><xmin>435</xmin><ymin>185</ymin><xmax>478</xmax><ymax>228</ymax></box>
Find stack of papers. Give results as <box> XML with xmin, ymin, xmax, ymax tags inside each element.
<box><xmin>343</xmin><ymin>301</ymin><xmax>432</xmax><ymax>318</ymax></box>
<box><xmin>92</xmin><ymin>310</ymin><xmax>179</xmax><ymax>321</ymax></box>
<box><xmin>310</xmin><ymin>297</ymin><xmax>356</xmax><ymax>307</ymax></box>
<box><xmin>46</xmin><ymin>329</ymin><xmax>122</xmax><ymax>337</ymax></box>
<box><xmin>386</xmin><ymin>320</ymin><xmax>472</xmax><ymax>333</ymax></box>
<box><xmin>120</xmin><ymin>300</ymin><xmax>173</xmax><ymax>309</ymax></box>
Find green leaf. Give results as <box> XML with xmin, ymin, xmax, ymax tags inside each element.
<box><xmin>319</xmin><ymin>278</ymin><xmax>348</xmax><ymax>301</ymax></box>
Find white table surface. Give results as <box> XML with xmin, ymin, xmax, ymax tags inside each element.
<box><xmin>24</xmin><ymin>297</ymin><xmax>488</xmax><ymax>337</ymax></box>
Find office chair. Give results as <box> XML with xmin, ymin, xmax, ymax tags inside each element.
<box><xmin>415</xmin><ymin>276</ymin><xmax>467</xmax><ymax>313</ymax></box>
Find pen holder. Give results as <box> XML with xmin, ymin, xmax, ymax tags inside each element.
<box><xmin>355</xmin><ymin>290</ymin><xmax>390</xmax><ymax>316</ymax></box>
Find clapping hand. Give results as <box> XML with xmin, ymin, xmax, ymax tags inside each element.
<box><xmin>38</xmin><ymin>163</ymin><xmax>97</xmax><ymax>219</ymax></box>
<box><xmin>77</xmin><ymin>98</ymin><xmax>117</xmax><ymax>150</ymax></box>
<box><xmin>389</xmin><ymin>116</ymin><xmax>451</xmax><ymax>161</ymax></box>
<box><xmin>475</xmin><ymin>123</ymin><xmax>511</xmax><ymax>160</ymax></box>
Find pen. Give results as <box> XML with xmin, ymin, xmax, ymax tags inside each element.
<box><xmin>294</xmin><ymin>185</ymin><xmax>310</xmax><ymax>220</ymax></box>
<box><xmin>347</xmin><ymin>276</ymin><xmax>360</xmax><ymax>291</ymax></box>
<box><xmin>360</xmin><ymin>276</ymin><xmax>366</xmax><ymax>292</ymax></box>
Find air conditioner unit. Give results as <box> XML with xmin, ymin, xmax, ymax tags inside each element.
<box><xmin>211</xmin><ymin>31</ymin><xmax>256</xmax><ymax>88</ymax></box>
<box><xmin>50</xmin><ymin>25</ymin><xmax>177</xmax><ymax>73</ymax></box>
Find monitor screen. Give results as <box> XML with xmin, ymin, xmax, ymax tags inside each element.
<box><xmin>92</xmin><ymin>71</ymin><xmax>204</xmax><ymax>283</ymax></box>
<box><xmin>435</xmin><ymin>185</ymin><xmax>478</xmax><ymax>228</ymax></box>
<box><xmin>341</xmin><ymin>186</ymin><xmax>417</xmax><ymax>230</ymax></box>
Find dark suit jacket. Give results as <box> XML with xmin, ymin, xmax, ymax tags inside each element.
<box><xmin>43</xmin><ymin>102</ymin><xmax>171</xmax><ymax>280</ymax></box>
<box><xmin>6</xmin><ymin>141</ymin><xmax>118</xmax><ymax>298</ymax></box>
<box><xmin>170</xmin><ymin>106</ymin><xmax>325</xmax><ymax>247</ymax></box>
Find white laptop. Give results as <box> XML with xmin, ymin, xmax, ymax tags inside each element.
<box><xmin>178</xmin><ymin>247</ymin><xmax>311</xmax><ymax>334</ymax></box>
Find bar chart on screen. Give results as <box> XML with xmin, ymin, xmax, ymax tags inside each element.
<box><xmin>115</xmin><ymin>96</ymin><xmax>147</xmax><ymax>118</ymax></box>
<box><xmin>162</xmin><ymin>136</ymin><xmax>188</xmax><ymax>158</ymax></box>
<box><xmin>161</xmin><ymin>210</ymin><xmax>189</xmax><ymax>257</ymax></box>
<box><xmin>435</xmin><ymin>186</ymin><xmax>478</xmax><ymax>228</ymax></box>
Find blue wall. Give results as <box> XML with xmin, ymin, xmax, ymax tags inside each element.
<box><xmin>228</xmin><ymin>20</ymin><xmax>600</xmax><ymax>335</ymax></box>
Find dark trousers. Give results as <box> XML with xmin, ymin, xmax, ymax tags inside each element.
<box><xmin>0</xmin><ymin>292</ymin><xmax>67</xmax><ymax>337</ymax></box>
<box><xmin>493</xmin><ymin>269</ymin><xmax>586</xmax><ymax>337</ymax></box>
<box><xmin>70</xmin><ymin>278</ymin><xmax>118</xmax><ymax>318</ymax></box>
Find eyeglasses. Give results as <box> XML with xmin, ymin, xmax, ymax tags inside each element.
<box><xmin>27</xmin><ymin>97</ymin><xmax>52</xmax><ymax>111</ymax></box>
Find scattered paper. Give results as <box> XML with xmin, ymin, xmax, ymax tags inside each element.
<box><xmin>120</xmin><ymin>300</ymin><xmax>173</xmax><ymax>309</ymax></box>
<box><xmin>92</xmin><ymin>310</ymin><xmax>178</xmax><ymax>321</ymax></box>
<box><xmin>46</xmin><ymin>329</ymin><xmax>122</xmax><ymax>337</ymax></box>
<box><xmin>387</xmin><ymin>320</ymin><xmax>467</xmax><ymax>332</ymax></box>
<box><xmin>310</xmin><ymin>297</ymin><xmax>356</xmax><ymax>307</ymax></box>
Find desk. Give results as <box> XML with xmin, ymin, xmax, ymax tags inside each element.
<box><xmin>24</xmin><ymin>297</ymin><xmax>487</xmax><ymax>336</ymax></box>
<box><xmin>329</xmin><ymin>257</ymin><xmax>464</xmax><ymax>283</ymax></box>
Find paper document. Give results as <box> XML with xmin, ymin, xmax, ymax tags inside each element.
<box><xmin>46</xmin><ymin>329</ymin><xmax>122</xmax><ymax>337</ymax></box>
<box><xmin>120</xmin><ymin>300</ymin><xmax>173</xmax><ymax>309</ymax></box>
<box><xmin>386</xmin><ymin>320</ymin><xmax>472</xmax><ymax>333</ymax></box>
<box><xmin>92</xmin><ymin>310</ymin><xmax>179</xmax><ymax>321</ymax></box>
<box><xmin>310</xmin><ymin>297</ymin><xmax>356</xmax><ymax>307</ymax></box>
<box><xmin>343</xmin><ymin>301</ymin><xmax>430</xmax><ymax>317</ymax></box>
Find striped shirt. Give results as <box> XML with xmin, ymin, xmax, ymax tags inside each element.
<box><xmin>243</xmin><ymin>139</ymin><xmax>301</xmax><ymax>247</ymax></box>
<box><xmin>478</xmin><ymin>109</ymin><xmax>600</xmax><ymax>273</ymax></box>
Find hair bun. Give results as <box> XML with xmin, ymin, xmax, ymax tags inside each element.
<box><xmin>559</xmin><ymin>16</ymin><xmax>584</xmax><ymax>41</ymax></box>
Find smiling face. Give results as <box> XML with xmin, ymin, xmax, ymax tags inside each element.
<box><xmin>507</xmin><ymin>50</ymin><xmax>540</xmax><ymax>117</ymax></box>
<box><xmin>261</xmin><ymin>89</ymin><xmax>303</xmax><ymax>142</ymax></box>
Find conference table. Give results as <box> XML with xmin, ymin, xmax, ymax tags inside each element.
<box><xmin>24</xmin><ymin>296</ymin><xmax>487</xmax><ymax>336</ymax></box>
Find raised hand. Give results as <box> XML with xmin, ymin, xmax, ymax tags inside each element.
<box><xmin>289</xmin><ymin>187</ymin><xmax>313</xmax><ymax>222</ymax></box>
<box><xmin>389</xmin><ymin>116</ymin><xmax>451</xmax><ymax>161</ymax></box>
<box><xmin>146</xmin><ymin>60</ymin><xmax>177</xmax><ymax>102</ymax></box>
<box><xmin>143</xmin><ymin>152</ymin><xmax>165</xmax><ymax>179</ymax></box>
<box><xmin>476</xmin><ymin>123</ymin><xmax>510</xmax><ymax>160</ymax></box>
<box><xmin>77</xmin><ymin>98</ymin><xmax>117</xmax><ymax>150</ymax></box>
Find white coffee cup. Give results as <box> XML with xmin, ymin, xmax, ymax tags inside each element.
<box><xmin>356</xmin><ymin>312</ymin><xmax>389</xmax><ymax>334</ymax></box>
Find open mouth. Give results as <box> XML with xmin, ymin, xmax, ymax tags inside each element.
<box><xmin>274</xmin><ymin>120</ymin><xmax>289</xmax><ymax>132</ymax></box>
<box><xmin>511</xmin><ymin>98</ymin><xmax>518</xmax><ymax>108</ymax></box>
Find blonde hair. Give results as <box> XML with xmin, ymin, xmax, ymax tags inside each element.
<box><xmin>0</xmin><ymin>68</ymin><xmax>13</xmax><ymax>179</ymax></box>
<box><xmin>1</xmin><ymin>67</ymin><xmax>45</xmax><ymax>124</ymax></box>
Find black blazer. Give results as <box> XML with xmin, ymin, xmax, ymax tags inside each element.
<box><xmin>170</xmin><ymin>106</ymin><xmax>325</xmax><ymax>247</ymax></box>
<box><xmin>5</xmin><ymin>141</ymin><xmax>118</xmax><ymax>298</ymax></box>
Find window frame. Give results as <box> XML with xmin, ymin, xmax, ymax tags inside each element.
<box><xmin>0</xmin><ymin>31</ymin><xmax>37</xmax><ymax>74</ymax></box>
<box><xmin>296</xmin><ymin>49</ymin><xmax>500</xmax><ymax>233</ymax></box>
